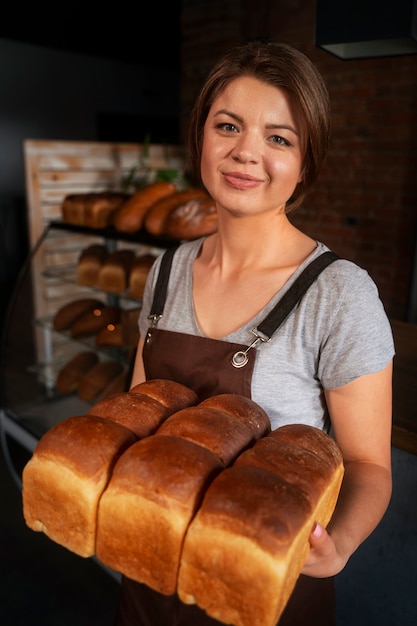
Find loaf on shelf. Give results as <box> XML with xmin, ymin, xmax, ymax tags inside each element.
<box><xmin>129</xmin><ymin>254</ymin><xmax>157</xmax><ymax>300</ymax></box>
<box><xmin>55</xmin><ymin>350</ymin><xmax>99</xmax><ymax>395</ymax></box>
<box><xmin>77</xmin><ymin>359</ymin><xmax>124</xmax><ymax>402</ymax></box>
<box><xmin>97</xmin><ymin>249</ymin><xmax>136</xmax><ymax>294</ymax></box>
<box><xmin>61</xmin><ymin>192</ymin><xmax>130</xmax><ymax>228</ymax></box>
<box><xmin>77</xmin><ymin>244</ymin><xmax>108</xmax><ymax>286</ymax></box>
<box><xmin>113</xmin><ymin>181</ymin><xmax>177</xmax><ymax>233</ymax></box>
<box><xmin>143</xmin><ymin>188</ymin><xmax>208</xmax><ymax>236</ymax></box>
<box><xmin>52</xmin><ymin>298</ymin><xmax>105</xmax><ymax>331</ymax></box>
<box><xmin>165</xmin><ymin>194</ymin><xmax>218</xmax><ymax>240</ymax></box>
<box><xmin>70</xmin><ymin>305</ymin><xmax>121</xmax><ymax>338</ymax></box>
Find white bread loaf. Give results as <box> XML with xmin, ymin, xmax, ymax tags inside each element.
<box><xmin>95</xmin><ymin>435</ymin><xmax>223</xmax><ymax>594</ymax></box>
<box><xmin>22</xmin><ymin>414</ymin><xmax>136</xmax><ymax>557</ymax></box>
<box><xmin>177</xmin><ymin>424</ymin><xmax>344</xmax><ymax>626</ymax></box>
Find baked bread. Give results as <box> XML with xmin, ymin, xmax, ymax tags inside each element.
<box><xmin>165</xmin><ymin>195</ymin><xmax>217</xmax><ymax>240</ymax></box>
<box><xmin>95</xmin><ymin>435</ymin><xmax>223</xmax><ymax>594</ymax></box>
<box><xmin>77</xmin><ymin>244</ymin><xmax>108</xmax><ymax>286</ymax></box>
<box><xmin>129</xmin><ymin>378</ymin><xmax>199</xmax><ymax>412</ymax></box>
<box><xmin>177</xmin><ymin>425</ymin><xmax>344</xmax><ymax>626</ymax></box>
<box><xmin>113</xmin><ymin>181</ymin><xmax>177</xmax><ymax>233</ymax></box>
<box><xmin>77</xmin><ymin>360</ymin><xmax>124</xmax><ymax>402</ymax></box>
<box><xmin>97</xmin><ymin>249</ymin><xmax>136</xmax><ymax>293</ymax></box>
<box><xmin>199</xmin><ymin>393</ymin><xmax>271</xmax><ymax>440</ymax></box>
<box><xmin>95</xmin><ymin>322</ymin><xmax>124</xmax><ymax>347</ymax></box>
<box><xmin>55</xmin><ymin>350</ymin><xmax>99</xmax><ymax>395</ymax></box>
<box><xmin>155</xmin><ymin>406</ymin><xmax>254</xmax><ymax>466</ymax></box>
<box><xmin>87</xmin><ymin>392</ymin><xmax>172</xmax><ymax>438</ymax></box>
<box><xmin>143</xmin><ymin>188</ymin><xmax>208</xmax><ymax>236</ymax></box>
<box><xmin>98</xmin><ymin>368</ymin><xmax>129</xmax><ymax>399</ymax></box>
<box><xmin>22</xmin><ymin>414</ymin><xmax>136</xmax><ymax>557</ymax></box>
<box><xmin>128</xmin><ymin>254</ymin><xmax>157</xmax><ymax>300</ymax></box>
<box><xmin>62</xmin><ymin>192</ymin><xmax>130</xmax><ymax>228</ymax></box>
<box><xmin>53</xmin><ymin>298</ymin><xmax>104</xmax><ymax>331</ymax></box>
<box><xmin>70</xmin><ymin>306</ymin><xmax>121</xmax><ymax>338</ymax></box>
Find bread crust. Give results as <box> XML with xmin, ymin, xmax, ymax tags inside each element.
<box><xmin>56</xmin><ymin>350</ymin><xmax>99</xmax><ymax>394</ymax></box>
<box><xmin>143</xmin><ymin>188</ymin><xmax>208</xmax><ymax>236</ymax></box>
<box><xmin>113</xmin><ymin>181</ymin><xmax>177</xmax><ymax>233</ymax></box>
<box><xmin>52</xmin><ymin>298</ymin><xmax>104</xmax><ymax>331</ymax></box>
<box><xmin>165</xmin><ymin>195</ymin><xmax>217</xmax><ymax>240</ymax></box>
<box><xmin>22</xmin><ymin>414</ymin><xmax>136</xmax><ymax>557</ymax></box>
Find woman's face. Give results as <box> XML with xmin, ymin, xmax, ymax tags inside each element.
<box><xmin>201</xmin><ymin>76</ymin><xmax>305</xmax><ymax>217</ymax></box>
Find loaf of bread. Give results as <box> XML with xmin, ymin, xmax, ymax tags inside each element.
<box><xmin>177</xmin><ymin>424</ymin><xmax>344</xmax><ymax>626</ymax></box>
<box><xmin>97</xmin><ymin>249</ymin><xmax>136</xmax><ymax>293</ymax></box>
<box><xmin>87</xmin><ymin>392</ymin><xmax>172</xmax><ymax>438</ymax></box>
<box><xmin>22</xmin><ymin>414</ymin><xmax>137</xmax><ymax>557</ymax></box>
<box><xmin>113</xmin><ymin>181</ymin><xmax>177</xmax><ymax>233</ymax></box>
<box><xmin>77</xmin><ymin>244</ymin><xmax>108</xmax><ymax>286</ymax></box>
<box><xmin>143</xmin><ymin>188</ymin><xmax>208</xmax><ymax>236</ymax></box>
<box><xmin>128</xmin><ymin>254</ymin><xmax>157</xmax><ymax>300</ymax></box>
<box><xmin>55</xmin><ymin>350</ymin><xmax>99</xmax><ymax>394</ymax></box>
<box><xmin>129</xmin><ymin>378</ymin><xmax>198</xmax><ymax>412</ymax></box>
<box><xmin>98</xmin><ymin>368</ymin><xmax>128</xmax><ymax>400</ymax></box>
<box><xmin>53</xmin><ymin>298</ymin><xmax>104</xmax><ymax>331</ymax></box>
<box><xmin>155</xmin><ymin>394</ymin><xmax>270</xmax><ymax>465</ymax></box>
<box><xmin>77</xmin><ymin>360</ymin><xmax>124</xmax><ymax>402</ymax></box>
<box><xmin>95</xmin><ymin>322</ymin><xmax>124</xmax><ymax>347</ymax></box>
<box><xmin>62</xmin><ymin>192</ymin><xmax>130</xmax><ymax>228</ymax></box>
<box><xmin>165</xmin><ymin>195</ymin><xmax>217</xmax><ymax>240</ymax></box>
<box><xmin>95</xmin><ymin>435</ymin><xmax>223</xmax><ymax>594</ymax></box>
<box><xmin>70</xmin><ymin>305</ymin><xmax>121</xmax><ymax>338</ymax></box>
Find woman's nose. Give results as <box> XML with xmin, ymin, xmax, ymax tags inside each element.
<box><xmin>231</xmin><ymin>132</ymin><xmax>260</xmax><ymax>163</ymax></box>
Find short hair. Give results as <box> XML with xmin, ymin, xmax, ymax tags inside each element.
<box><xmin>186</xmin><ymin>40</ymin><xmax>331</xmax><ymax>211</ymax></box>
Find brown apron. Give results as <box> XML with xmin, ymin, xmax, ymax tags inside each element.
<box><xmin>114</xmin><ymin>248</ymin><xmax>339</xmax><ymax>626</ymax></box>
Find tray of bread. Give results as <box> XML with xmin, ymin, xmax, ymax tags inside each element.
<box><xmin>22</xmin><ymin>379</ymin><xmax>344</xmax><ymax>626</ymax></box>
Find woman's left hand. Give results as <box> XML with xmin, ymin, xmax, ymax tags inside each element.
<box><xmin>301</xmin><ymin>522</ymin><xmax>347</xmax><ymax>578</ymax></box>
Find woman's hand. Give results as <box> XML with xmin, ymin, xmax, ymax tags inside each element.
<box><xmin>301</xmin><ymin>522</ymin><xmax>347</xmax><ymax>578</ymax></box>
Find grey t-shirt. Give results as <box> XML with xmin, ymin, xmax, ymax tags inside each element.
<box><xmin>139</xmin><ymin>239</ymin><xmax>394</xmax><ymax>431</ymax></box>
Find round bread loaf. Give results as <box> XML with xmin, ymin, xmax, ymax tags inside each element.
<box><xmin>144</xmin><ymin>188</ymin><xmax>208</xmax><ymax>236</ymax></box>
<box><xmin>113</xmin><ymin>181</ymin><xmax>177</xmax><ymax>233</ymax></box>
<box><xmin>165</xmin><ymin>195</ymin><xmax>217</xmax><ymax>240</ymax></box>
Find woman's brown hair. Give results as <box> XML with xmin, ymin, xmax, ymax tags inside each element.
<box><xmin>186</xmin><ymin>40</ymin><xmax>331</xmax><ymax>211</ymax></box>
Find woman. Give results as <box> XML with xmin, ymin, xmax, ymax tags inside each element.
<box><xmin>115</xmin><ymin>40</ymin><xmax>394</xmax><ymax>626</ymax></box>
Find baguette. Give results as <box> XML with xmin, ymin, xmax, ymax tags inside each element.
<box><xmin>113</xmin><ymin>181</ymin><xmax>177</xmax><ymax>233</ymax></box>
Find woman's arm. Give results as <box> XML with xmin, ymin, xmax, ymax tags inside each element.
<box><xmin>129</xmin><ymin>337</ymin><xmax>147</xmax><ymax>388</ymax></box>
<box><xmin>302</xmin><ymin>360</ymin><xmax>393</xmax><ymax>577</ymax></box>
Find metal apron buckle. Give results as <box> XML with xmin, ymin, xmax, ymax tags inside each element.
<box><xmin>231</xmin><ymin>328</ymin><xmax>271</xmax><ymax>368</ymax></box>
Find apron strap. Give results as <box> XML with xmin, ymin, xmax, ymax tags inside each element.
<box><xmin>256</xmin><ymin>251</ymin><xmax>340</xmax><ymax>339</ymax></box>
<box><xmin>149</xmin><ymin>246</ymin><xmax>179</xmax><ymax>318</ymax></box>
<box><xmin>149</xmin><ymin>246</ymin><xmax>339</xmax><ymax>338</ymax></box>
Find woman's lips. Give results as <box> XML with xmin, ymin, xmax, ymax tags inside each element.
<box><xmin>222</xmin><ymin>171</ymin><xmax>263</xmax><ymax>190</ymax></box>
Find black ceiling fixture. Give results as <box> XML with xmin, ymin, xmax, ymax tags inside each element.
<box><xmin>315</xmin><ymin>0</ymin><xmax>417</xmax><ymax>59</ymax></box>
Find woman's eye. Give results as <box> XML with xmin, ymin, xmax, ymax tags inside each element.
<box><xmin>270</xmin><ymin>135</ymin><xmax>290</xmax><ymax>146</ymax></box>
<box><xmin>217</xmin><ymin>123</ymin><xmax>238</xmax><ymax>133</ymax></box>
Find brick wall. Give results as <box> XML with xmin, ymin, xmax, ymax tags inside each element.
<box><xmin>180</xmin><ymin>0</ymin><xmax>417</xmax><ymax>320</ymax></box>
